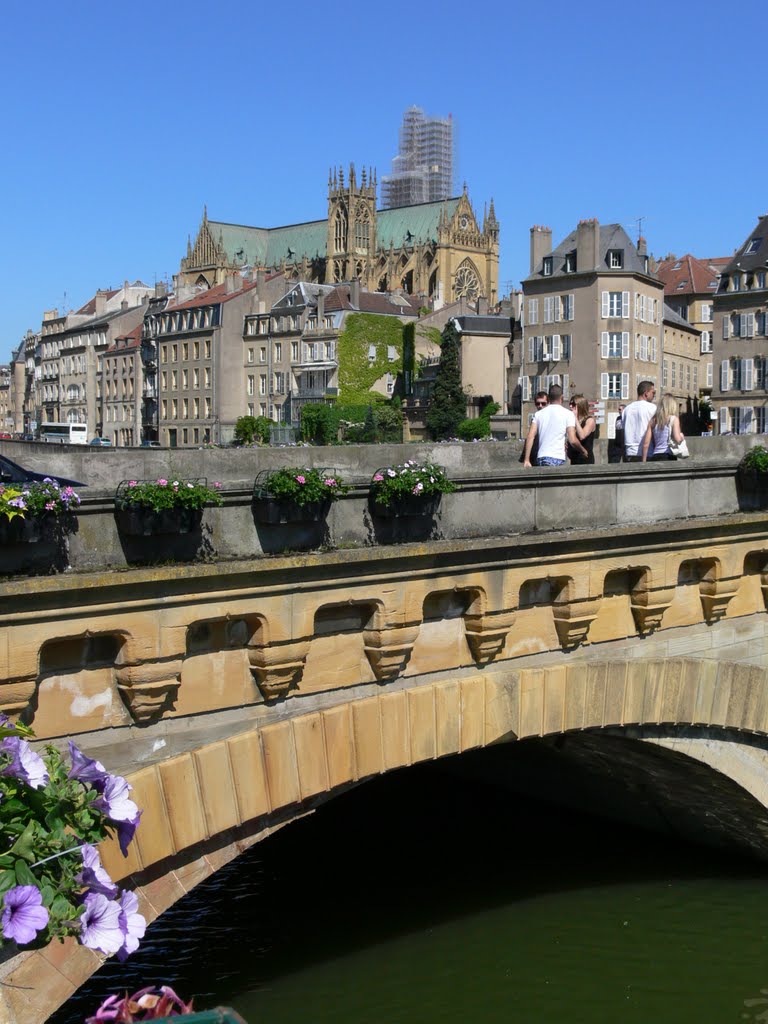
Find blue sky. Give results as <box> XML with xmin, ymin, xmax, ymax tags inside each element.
<box><xmin>1</xmin><ymin>0</ymin><xmax>764</xmax><ymax>361</ymax></box>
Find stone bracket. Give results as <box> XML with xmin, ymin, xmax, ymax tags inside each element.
<box><xmin>248</xmin><ymin>638</ymin><xmax>310</xmax><ymax>700</ymax></box>
<box><xmin>0</xmin><ymin>677</ymin><xmax>37</xmax><ymax>721</ymax></box>
<box><xmin>362</xmin><ymin>623</ymin><xmax>421</xmax><ymax>682</ymax></box>
<box><xmin>552</xmin><ymin>599</ymin><xmax>601</xmax><ymax>650</ymax></box>
<box><xmin>115</xmin><ymin>660</ymin><xmax>182</xmax><ymax>723</ymax></box>
<box><xmin>630</xmin><ymin>586</ymin><xmax>676</xmax><ymax>636</ymax></box>
<box><xmin>699</xmin><ymin>578</ymin><xmax>740</xmax><ymax>624</ymax></box>
<box><xmin>464</xmin><ymin>610</ymin><xmax>515</xmax><ymax>665</ymax></box>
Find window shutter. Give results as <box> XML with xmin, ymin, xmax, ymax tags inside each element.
<box><xmin>650</xmin><ymin>336</ymin><xmax>657</xmax><ymax>362</ymax></box>
<box><xmin>562</xmin><ymin>373</ymin><xmax>569</xmax><ymax>397</ymax></box>
<box><xmin>723</xmin><ymin>315</ymin><xmax>730</xmax><ymax>340</ymax></box>
<box><xmin>634</xmin><ymin>334</ymin><xmax>640</xmax><ymax>358</ymax></box>
<box><xmin>568</xmin><ymin>294</ymin><xmax>575</xmax><ymax>320</ymax></box>
<box><xmin>622</xmin><ymin>332</ymin><xmax>630</xmax><ymax>358</ymax></box>
<box><xmin>553</xmin><ymin>296</ymin><xmax>561</xmax><ymax>322</ymax></box>
<box><xmin>544</xmin><ymin>297</ymin><xmax>552</xmax><ymax>323</ymax></box>
<box><xmin>601</xmin><ymin>332</ymin><xmax>609</xmax><ymax>358</ymax></box>
<box><xmin>745</xmin><ymin>358</ymin><xmax>754</xmax><ymax>391</ymax></box>
<box><xmin>533</xmin><ymin>375</ymin><xmax>541</xmax><ymax>395</ymax></box>
<box><xmin>601</xmin><ymin>292</ymin><xmax>609</xmax><ymax>318</ymax></box>
<box><xmin>748</xmin><ymin>313</ymin><xmax>755</xmax><ymax>338</ymax></box>
<box><xmin>744</xmin><ymin>406</ymin><xmax>754</xmax><ymax>433</ymax></box>
<box><xmin>521</xmin><ymin>375</ymin><xmax>530</xmax><ymax>401</ymax></box>
<box><xmin>529</xmin><ymin>336</ymin><xmax>535</xmax><ymax>362</ymax></box>
<box><xmin>740</xmin><ymin>313</ymin><xmax>747</xmax><ymax>337</ymax></box>
<box><xmin>621</xmin><ymin>373</ymin><xmax>630</xmax><ymax>400</ymax></box>
<box><xmin>721</xmin><ymin>359</ymin><xmax>730</xmax><ymax>391</ymax></box>
<box><xmin>634</xmin><ymin>293</ymin><xmax>640</xmax><ymax>318</ymax></box>
<box><xmin>622</xmin><ymin>291</ymin><xmax>630</xmax><ymax>318</ymax></box>
<box><xmin>552</xmin><ymin>335</ymin><xmax>561</xmax><ymax>360</ymax></box>
<box><xmin>719</xmin><ymin>407</ymin><xmax>728</xmax><ymax>432</ymax></box>
<box><xmin>600</xmin><ymin>373</ymin><xmax>609</xmax><ymax>400</ymax></box>
<box><xmin>563</xmin><ymin>335</ymin><xmax>571</xmax><ymax>360</ymax></box>
<box><xmin>707</xmin><ymin>362</ymin><xmax>713</xmax><ymax>387</ymax></box>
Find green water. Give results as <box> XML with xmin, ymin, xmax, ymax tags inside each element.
<box><xmin>53</xmin><ymin>751</ymin><xmax>768</xmax><ymax>1024</ymax></box>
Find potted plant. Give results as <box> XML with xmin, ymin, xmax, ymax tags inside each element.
<box><xmin>253</xmin><ymin>468</ymin><xmax>348</xmax><ymax>524</ymax></box>
<box><xmin>369</xmin><ymin>460</ymin><xmax>456</xmax><ymax>517</ymax></box>
<box><xmin>115</xmin><ymin>478</ymin><xmax>223</xmax><ymax>536</ymax></box>
<box><xmin>0</xmin><ymin>478</ymin><xmax>81</xmax><ymax>544</ymax></box>
<box><xmin>737</xmin><ymin>445</ymin><xmax>768</xmax><ymax>508</ymax></box>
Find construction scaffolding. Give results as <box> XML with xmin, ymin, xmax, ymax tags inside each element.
<box><xmin>381</xmin><ymin>106</ymin><xmax>454</xmax><ymax>209</ymax></box>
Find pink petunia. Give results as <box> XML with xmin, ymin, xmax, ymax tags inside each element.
<box><xmin>295</xmin><ymin>475</ymin><xmax>306</xmax><ymax>484</ymax></box>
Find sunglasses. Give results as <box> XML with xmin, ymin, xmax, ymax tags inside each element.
<box><xmin>534</xmin><ymin>402</ymin><xmax>547</xmax><ymax>408</ymax></box>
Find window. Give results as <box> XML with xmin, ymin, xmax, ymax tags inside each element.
<box><xmin>274</xmin><ymin>342</ymin><xmax>282</xmax><ymax>361</ymax></box>
<box><xmin>662</xmin><ymin>359</ymin><xmax>668</xmax><ymax>387</ymax></box>
<box><xmin>161</xmin><ymin>371</ymin><xmax>167</xmax><ymax>390</ymax></box>
<box><xmin>324</xmin><ymin>316</ymin><xmax>333</xmax><ymax>329</ymax></box>
<box><xmin>182</xmin><ymin>369</ymin><xmax>188</xmax><ymax>388</ymax></box>
<box><xmin>706</xmin><ymin>362</ymin><xmax>713</xmax><ymax>388</ymax></box>
<box><xmin>562</xmin><ymin>294</ymin><xmax>574</xmax><ymax>321</ymax></box>
<box><xmin>561</xmin><ymin>335</ymin><xmax>572</xmax><ymax>360</ymax></box>
<box><xmin>193</xmin><ymin>398</ymin><xmax>200</xmax><ymax>419</ymax></box>
<box><xmin>182</xmin><ymin>343</ymin><xmax>189</xmax><ymax>360</ymax></box>
<box><xmin>542</xmin><ymin>257</ymin><xmax>553</xmax><ymax>276</ymax></box>
<box><xmin>274</xmin><ymin>372</ymin><xmax>285</xmax><ymax>394</ymax></box>
<box><xmin>701</xmin><ymin>331</ymin><xmax>712</xmax><ymax>353</ymax></box>
<box><xmin>248</xmin><ymin>375</ymin><xmax>255</xmax><ymax>396</ymax></box>
<box><xmin>601</xmin><ymin>372</ymin><xmax>628</xmax><ymax>399</ymax></box>
<box><xmin>247</xmin><ymin>348</ymin><xmax>254</xmax><ymax>364</ymax></box>
<box><xmin>172</xmin><ymin>398</ymin><xmax>178</xmax><ymax>418</ymax></box>
<box><xmin>182</xmin><ymin>428</ymin><xmax>188</xmax><ymax>445</ymax></box>
<box><xmin>732</xmin><ymin>274</ymin><xmax>741</xmax><ymax>292</ymax></box>
<box><xmin>758</xmin><ymin>272</ymin><xmax>766</xmax><ymax>289</ymax></box>
<box><xmin>686</xmin><ymin>365</ymin><xmax>691</xmax><ymax>392</ymax></box>
<box><xmin>602</xmin><ymin>291</ymin><xmax>629</xmax><ymax>318</ymax></box>
<box><xmin>171</xmin><ymin>370</ymin><xmax>178</xmax><ymax>389</ymax></box>
<box><xmin>745</xmin><ymin>238</ymin><xmax>762</xmax><ymax>255</ymax></box>
<box><xmin>260</xmin><ymin>347</ymin><xmax>266</xmax><ymax>362</ymax></box>
<box><xmin>260</xmin><ymin>403</ymin><xmax>267</xmax><ymax>418</ymax></box>
<box><xmin>172</xmin><ymin>344</ymin><xmax>178</xmax><ymax>361</ymax></box>
<box><xmin>544</xmin><ymin>297</ymin><xmax>553</xmax><ymax>323</ymax></box>
<box><xmin>193</xmin><ymin>341</ymin><xmax>200</xmax><ymax>359</ymax></box>
<box><xmin>701</xmin><ymin>304</ymin><xmax>712</xmax><ymax>323</ymax></box>
<box><xmin>564</xmin><ymin>252</ymin><xmax>576</xmax><ymax>273</ymax></box>
<box><xmin>259</xmin><ymin>374</ymin><xmax>267</xmax><ymax>395</ymax></box>
<box><xmin>608</xmin><ymin>249</ymin><xmax>623</xmax><ymax>269</ymax></box>
<box><xmin>527</xmin><ymin>299</ymin><xmax>539</xmax><ymax>325</ymax></box>
<box><xmin>161</xmin><ymin>401</ymin><xmax>168</xmax><ymax>419</ymax></box>
<box><xmin>204</xmin><ymin>367</ymin><xmax>211</xmax><ymax>388</ymax></box>
<box><xmin>182</xmin><ymin>398</ymin><xmax>189</xmax><ymax>418</ymax></box>
<box><xmin>723</xmin><ymin>315</ymin><xmax>730</xmax><ymax>340</ymax></box>
<box><xmin>193</xmin><ymin>368</ymin><xmax>199</xmax><ymax>388</ymax></box>
<box><xmin>205</xmin><ymin>397</ymin><xmax>211</xmax><ymax>418</ymax></box>
<box><xmin>307</xmin><ymin>317</ymin><xmax>317</xmax><ymax>331</ymax></box>
<box><xmin>291</xmin><ymin>342</ymin><xmax>299</xmax><ymax>361</ymax></box>
<box><xmin>601</xmin><ymin>331</ymin><xmax>628</xmax><ymax>358</ymax></box>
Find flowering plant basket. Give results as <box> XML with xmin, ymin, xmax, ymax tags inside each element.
<box><xmin>0</xmin><ymin>479</ymin><xmax>81</xmax><ymax>544</ymax></box>
<box><xmin>252</xmin><ymin>468</ymin><xmax>347</xmax><ymax>524</ymax></box>
<box><xmin>0</xmin><ymin>715</ymin><xmax>144</xmax><ymax>958</ymax></box>
<box><xmin>115</xmin><ymin>478</ymin><xmax>222</xmax><ymax>536</ymax></box>
<box><xmin>370</xmin><ymin>461</ymin><xmax>455</xmax><ymax>517</ymax></box>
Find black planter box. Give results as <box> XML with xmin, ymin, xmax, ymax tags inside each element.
<box><xmin>0</xmin><ymin>514</ymin><xmax>53</xmax><ymax>544</ymax></box>
<box><xmin>252</xmin><ymin>496</ymin><xmax>331</xmax><ymax>525</ymax></box>
<box><xmin>115</xmin><ymin>506</ymin><xmax>203</xmax><ymax>536</ymax></box>
<box><xmin>371</xmin><ymin>493</ymin><xmax>441</xmax><ymax>518</ymax></box>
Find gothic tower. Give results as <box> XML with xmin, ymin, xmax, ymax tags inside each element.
<box><xmin>325</xmin><ymin>164</ymin><xmax>378</xmax><ymax>286</ymax></box>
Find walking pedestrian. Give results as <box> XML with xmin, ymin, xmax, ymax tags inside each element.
<box><xmin>641</xmin><ymin>394</ymin><xmax>684</xmax><ymax>461</ymax></box>
<box><xmin>622</xmin><ymin>381</ymin><xmax>657</xmax><ymax>461</ymax></box>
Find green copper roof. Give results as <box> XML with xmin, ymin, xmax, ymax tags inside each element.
<box><xmin>207</xmin><ymin>198</ymin><xmax>459</xmax><ymax>267</ymax></box>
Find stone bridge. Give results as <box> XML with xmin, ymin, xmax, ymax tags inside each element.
<box><xmin>4</xmin><ymin>446</ymin><xmax>768</xmax><ymax>1021</ymax></box>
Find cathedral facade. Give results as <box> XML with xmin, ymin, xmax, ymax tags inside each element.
<box><xmin>178</xmin><ymin>165</ymin><xmax>499</xmax><ymax>307</ymax></box>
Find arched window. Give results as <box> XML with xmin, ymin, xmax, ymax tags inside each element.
<box><xmin>354</xmin><ymin>205</ymin><xmax>370</xmax><ymax>252</ymax></box>
<box><xmin>454</xmin><ymin>260</ymin><xmax>482</xmax><ymax>301</ymax></box>
<box><xmin>334</xmin><ymin>208</ymin><xmax>348</xmax><ymax>253</ymax></box>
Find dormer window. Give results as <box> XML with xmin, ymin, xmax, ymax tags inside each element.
<box><xmin>564</xmin><ymin>251</ymin><xmax>576</xmax><ymax>273</ymax></box>
<box><xmin>608</xmin><ymin>249</ymin><xmax>623</xmax><ymax>269</ymax></box>
<box><xmin>542</xmin><ymin>257</ymin><xmax>553</xmax><ymax>277</ymax></box>
<box><xmin>745</xmin><ymin>238</ymin><xmax>762</xmax><ymax>255</ymax></box>
<box><xmin>732</xmin><ymin>274</ymin><xmax>741</xmax><ymax>292</ymax></box>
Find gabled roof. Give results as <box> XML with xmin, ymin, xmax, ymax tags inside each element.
<box><xmin>454</xmin><ymin>315</ymin><xmax>514</xmax><ymax>336</ymax></box>
<box><xmin>166</xmin><ymin>279</ymin><xmax>259</xmax><ymax>312</ymax></box>
<box><xmin>105</xmin><ymin>324</ymin><xmax>142</xmax><ymax>354</ymax></box>
<box><xmin>655</xmin><ymin>254</ymin><xmax>720</xmax><ymax>296</ymax></box>
<box><xmin>324</xmin><ymin>285</ymin><xmax>421</xmax><ymax>316</ymax></box>
<box><xmin>524</xmin><ymin>223</ymin><xmax>651</xmax><ymax>282</ymax></box>
<box><xmin>719</xmin><ymin>214</ymin><xmax>768</xmax><ymax>280</ymax></box>
<box><xmin>75</xmin><ymin>289</ymin><xmax>119</xmax><ymax>315</ymax></box>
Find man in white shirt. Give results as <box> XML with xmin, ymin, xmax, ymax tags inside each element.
<box><xmin>622</xmin><ymin>381</ymin><xmax>657</xmax><ymax>461</ymax></box>
<box><xmin>523</xmin><ymin>384</ymin><xmax>587</xmax><ymax>467</ymax></box>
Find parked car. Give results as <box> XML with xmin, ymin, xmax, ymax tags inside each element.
<box><xmin>0</xmin><ymin>432</ymin><xmax>12</xmax><ymax>440</ymax></box>
<box><xmin>140</xmin><ymin>440</ymin><xmax>162</xmax><ymax>448</ymax></box>
<box><xmin>89</xmin><ymin>437</ymin><xmax>113</xmax><ymax>447</ymax></box>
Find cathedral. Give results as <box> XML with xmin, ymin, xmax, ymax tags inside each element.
<box><xmin>178</xmin><ymin>165</ymin><xmax>499</xmax><ymax>307</ymax></box>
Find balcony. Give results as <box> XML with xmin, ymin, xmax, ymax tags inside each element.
<box><xmin>295</xmin><ymin>386</ymin><xmax>338</xmax><ymax>400</ymax></box>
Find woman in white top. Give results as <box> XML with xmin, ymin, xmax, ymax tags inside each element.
<box><xmin>641</xmin><ymin>393</ymin><xmax>684</xmax><ymax>461</ymax></box>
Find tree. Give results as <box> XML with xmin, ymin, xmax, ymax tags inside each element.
<box><xmin>425</xmin><ymin>320</ymin><xmax>467</xmax><ymax>440</ymax></box>
<box><xmin>234</xmin><ymin>415</ymin><xmax>271</xmax><ymax>445</ymax></box>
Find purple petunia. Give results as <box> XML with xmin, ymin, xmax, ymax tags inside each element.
<box><xmin>0</xmin><ymin>736</ymin><xmax>49</xmax><ymax>789</ymax></box>
<box><xmin>77</xmin><ymin>844</ymin><xmax>118</xmax><ymax>898</ymax></box>
<box><xmin>92</xmin><ymin>774</ymin><xmax>141</xmax><ymax>855</ymax></box>
<box><xmin>79</xmin><ymin>892</ymin><xmax>124</xmax><ymax>955</ymax></box>
<box><xmin>67</xmin><ymin>741</ymin><xmax>110</xmax><ymax>789</ymax></box>
<box><xmin>1</xmin><ymin>885</ymin><xmax>49</xmax><ymax>945</ymax></box>
<box><xmin>115</xmin><ymin>811</ymin><xmax>142</xmax><ymax>857</ymax></box>
<box><xmin>116</xmin><ymin>890</ymin><xmax>146</xmax><ymax>961</ymax></box>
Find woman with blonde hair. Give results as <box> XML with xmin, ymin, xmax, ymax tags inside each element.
<box><xmin>641</xmin><ymin>393</ymin><xmax>684</xmax><ymax>461</ymax></box>
<box><xmin>567</xmin><ymin>394</ymin><xmax>596</xmax><ymax>464</ymax></box>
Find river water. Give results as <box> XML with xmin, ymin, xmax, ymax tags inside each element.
<box><xmin>52</xmin><ymin>746</ymin><xmax>768</xmax><ymax>1024</ymax></box>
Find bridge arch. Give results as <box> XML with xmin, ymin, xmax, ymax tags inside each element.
<box><xmin>7</xmin><ymin>656</ymin><xmax>768</xmax><ymax>1024</ymax></box>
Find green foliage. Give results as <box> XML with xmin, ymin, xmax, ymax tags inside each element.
<box><xmin>116</xmin><ymin>478</ymin><xmax>224</xmax><ymax>512</ymax></box>
<box><xmin>255</xmin><ymin>468</ymin><xmax>348</xmax><ymax>506</ymax></box>
<box><xmin>457</xmin><ymin>418</ymin><xmax>490</xmax><ymax>441</ymax></box>
<box><xmin>337</xmin><ymin>313</ymin><xmax>406</xmax><ymax>404</ymax></box>
<box><xmin>425</xmin><ymin>320</ymin><xmax>468</xmax><ymax>440</ymax></box>
<box><xmin>370</xmin><ymin>461</ymin><xmax>456</xmax><ymax>508</ymax></box>
<box><xmin>698</xmin><ymin>401</ymin><xmax>713</xmax><ymax>434</ymax></box>
<box><xmin>234</xmin><ymin>416</ymin><xmax>272</xmax><ymax>445</ymax></box>
<box><xmin>480</xmin><ymin>400</ymin><xmax>501</xmax><ymax>419</ymax></box>
<box><xmin>301</xmin><ymin>401</ymin><xmax>403</xmax><ymax>445</ymax></box>
<box><xmin>300</xmin><ymin>404</ymin><xmax>337</xmax><ymax>445</ymax></box>
<box><xmin>0</xmin><ymin>480</ymin><xmax>81</xmax><ymax>521</ymax></box>
<box><xmin>741</xmin><ymin>445</ymin><xmax>768</xmax><ymax>473</ymax></box>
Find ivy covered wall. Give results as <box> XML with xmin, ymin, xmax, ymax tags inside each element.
<box><xmin>337</xmin><ymin>313</ymin><xmax>408</xmax><ymax>404</ymax></box>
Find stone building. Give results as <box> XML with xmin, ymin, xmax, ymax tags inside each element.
<box><xmin>712</xmin><ymin>214</ymin><xmax>768</xmax><ymax>434</ymax></box>
<box><xmin>177</xmin><ymin>168</ymin><xmax>499</xmax><ymax>310</ymax></box>
<box><xmin>656</xmin><ymin>253</ymin><xmax>723</xmax><ymax>399</ymax></box>
<box><xmin>101</xmin><ymin>324</ymin><xmax>143</xmax><ymax>447</ymax></box>
<box><xmin>517</xmin><ymin>219</ymin><xmax>665</xmax><ymax>435</ymax></box>
<box><xmin>0</xmin><ymin>364</ymin><xmax>10</xmax><ymax>431</ymax></box>
<box><xmin>660</xmin><ymin>305</ymin><xmax>702</xmax><ymax>425</ymax></box>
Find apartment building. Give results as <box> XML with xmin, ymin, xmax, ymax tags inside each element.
<box><xmin>660</xmin><ymin>306</ymin><xmax>702</xmax><ymax>418</ymax></box>
<box><xmin>712</xmin><ymin>214</ymin><xmax>768</xmax><ymax>434</ymax></box>
<box><xmin>656</xmin><ymin>253</ymin><xmax>722</xmax><ymax>398</ymax></box>
<box><xmin>0</xmin><ymin>365</ymin><xmax>10</xmax><ymax>431</ymax></box>
<box><xmin>517</xmin><ymin>220</ymin><xmax>665</xmax><ymax>432</ymax></box>
<box><xmin>101</xmin><ymin>325</ymin><xmax>143</xmax><ymax>446</ymax></box>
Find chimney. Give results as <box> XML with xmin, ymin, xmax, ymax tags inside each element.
<box><xmin>477</xmin><ymin>295</ymin><xmax>489</xmax><ymax>315</ymax></box>
<box><xmin>94</xmin><ymin>289</ymin><xmax>109</xmax><ymax>316</ymax></box>
<box><xmin>225</xmin><ymin>274</ymin><xmax>238</xmax><ymax>294</ymax></box>
<box><xmin>256</xmin><ymin>268</ymin><xmax>266</xmax><ymax>289</ymax></box>
<box><xmin>121</xmin><ymin>300</ymin><xmax>128</xmax><ymax>310</ymax></box>
<box><xmin>317</xmin><ymin>291</ymin><xmax>325</xmax><ymax>320</ymax></box>
<box><xmin>529</xmin><ymin>225</ymin><xmax>552</xmax><ymax>274</ymax></box>
<box><xmin>576</xmin><ymin>218</ymin><xmax>600</xmax><ymax>272</ymax></box>
<box><xmin>637</xmin><ymin>236</ymin><xmax>647</xmax><ymax>256</ymax></box>
<box><xmin>350</xmin><ymin>278</ymin><xmax>360</xmax><ymax>307</ymax></box>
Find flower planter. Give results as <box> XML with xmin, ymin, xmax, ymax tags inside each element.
<box><xmin>115</xmin><ymin>506</ymin><xmax>203</xmax><ymax>536</ymax></box>
<box><xmin>0</xmin><ymin>515</ymin><xmax>51</xmax><ymax>544</ymax></box>
<box><xmin>252</xmin><ymin>496</ymin><xmax>331</xmax><ymax>525</ymax></box>
<box><xmin>372</xmin><ymin>493</ymin><xmax>442</xmax><ymax>518</ymax></box>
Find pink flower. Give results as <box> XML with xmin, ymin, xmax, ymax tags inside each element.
<box><xmin>413</xmin><ymin>482</ymin><xmax>424</xmax><ymax>494</ymax></box>
<box><xmin>128</xmin><ymin>481</ymin><xmax>138</xmax><ymax>488</ymax></box>
<box><xmin>213</xmin><ymin>482</ymin><xmax>221</xmax><ymax>488</ymax></box>
<box><xmin>295</xmin><ymin>475</ymin><xmax>306</xmax><ymax>484</ymax></box>
<box><xmin>373</xmin><ymin>473</ymin><xmax>384</xmax><ymax>482</ymax></box>
<box><xmin>45</xmin><ymin>502</ymin><xmax>55</xmax><ymax>510</ymax></box>
<box><xmin>156</xmin><ymin>478</ymin><xmax>167</xmax><ymax>486</ymax></box>
<box><xmin>323</xmin><ymin>478</ymin><xmax>337</xmax><ymax>487</ymax></box>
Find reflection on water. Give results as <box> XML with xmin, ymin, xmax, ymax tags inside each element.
<box><xmin>52</xmin><ymin>748</ymin><xmax>768</xmax><ymax>1024</ymax></box>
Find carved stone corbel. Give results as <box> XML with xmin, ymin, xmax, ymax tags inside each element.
<box><xmin>552</xmin><ymin>598</ymin><xmax>601</xmax><ymax>650</ymax></box>
<box><xmin>115</xmin><ymin>660</ymin><xmax>182</xmax><ymax>723</ymax></box>
<box><xmin>759</xmin><ymin>571</ymin><xmax>768</xmax><ymax>612</ymax></box>
<box><xmin>362</xmin><ymin>623</ymin><xmax>420</xmax><ymax>682</ymax></box>
<box><xmin>699</xmin><ymin>578</ymin><xmax>740</xmax><ymax>623</ymax></box>
<box><xmin>630</xmin><ymin>586</ymin><xmax>676</xmax><ymax>636</ymax></box>
<box><xmin>464</xmin><ymin>609</ymin><xmax>515</xmax><ymax>665</ymax></box>
<box><xmin>0</xmin><ymin>677</ymin><xmax>37</xmax><ymax>721</ymax></box>
<box><xmin>248</xmin><ymin>638</ymin><xmax>310</xmax><ymax>700</ymax></box>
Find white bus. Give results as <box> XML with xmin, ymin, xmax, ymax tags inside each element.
<box><xmin>38</xmin><ymin>423</ymin><xmax>88</xmax><ymax>445</ymax></box>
